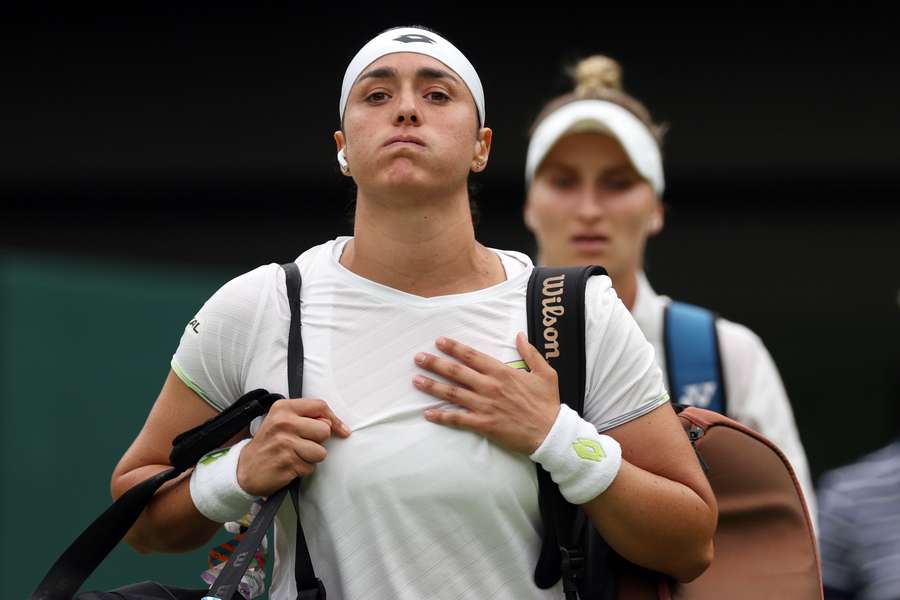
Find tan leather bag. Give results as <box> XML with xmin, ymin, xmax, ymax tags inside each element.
<box><xmin>678</xmin><ymin>406</ymin><xmax>822</xmax><ymax>598</ymax></box>
<box><xmin>617</xmin><ymin>406</ymin><xmax>823</xmax><ymax>600</ymax></box>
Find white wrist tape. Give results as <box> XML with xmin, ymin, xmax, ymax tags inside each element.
<box><xmin>529</xmin><ymin>404</ymin><xmax>622</xmax><ymax>505</ymax></box>
<box><xmin>189</xmin><ymin>438</ymin><xmax>258</xmax><ymax>523</ymax></box>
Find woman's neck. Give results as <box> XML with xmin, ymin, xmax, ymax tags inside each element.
<box><xmin>341</xmin><ymin>187</ymin><xmax>505</xmax><ymax>297</ymax></box>
<box><xmin>612</xmin><ymin>269</ymin><xmax>639</xmax><ymax>312</ymax></box>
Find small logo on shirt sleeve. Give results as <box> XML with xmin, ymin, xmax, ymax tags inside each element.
<box><xmin>505</xmin><ymin>359</ymin><xmax>529</xmax><ymax>371</ymax></box>
<box><xmin>188</xmin><ymin>318</ymin><xmax>200</xmax><ymax>334</ymax></box>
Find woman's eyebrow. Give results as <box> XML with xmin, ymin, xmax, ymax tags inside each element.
<box><xmin>539</xmin><ymin>162</ymin><xmax>577</xmax><ymax>176</ymax></box>
<box><xmin>358</xmin><ymin>66</ymin><xmax>397</xmax><ymax>82</ymax></box>
<box><xmin>416</xmin><ymin>67</ymin><xmax>459</xmax><ymax>84</ymax></box>
<box><xmin>602</xmin><ymin>164</ymin><xmax>640</xmax><ymax>177</ymax></box>
<box><xmin>357</xmin><ymin>66</ymin><xmax>460</xmax><ymax>85</ymax></box>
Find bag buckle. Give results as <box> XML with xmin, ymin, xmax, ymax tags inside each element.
<box><xmin>560</xmin><ymin>545</ymin><xmax>584</xmax><ymax>596</ymax></box>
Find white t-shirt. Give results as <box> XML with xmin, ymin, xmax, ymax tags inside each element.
<box><xmin>630</xmin><ymin>271</ymin><xmax>817</xmax><ymax>528</ymax></box>
<box><xmin>172</xmin><ymin>238</ymin><xmax>668</xmax><ymax>600</ymax></box>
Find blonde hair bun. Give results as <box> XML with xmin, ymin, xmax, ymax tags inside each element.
<box><xmin>573</xmin><ymin>55</ymin><xmax>623</xmax><ymax>97</ymax></box>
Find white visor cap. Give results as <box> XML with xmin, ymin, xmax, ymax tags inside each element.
<box><xmin>526</xmin><ymin>99</ymin><xmax>664</xmax><ymax>195</ymax></box>
<box><xmin>339</xmin><ymin>27</ymin><xmax>485</xmax><ymax>126</ymax></box>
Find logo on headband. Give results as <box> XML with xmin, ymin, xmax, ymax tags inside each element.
<box><xmin>393</xmin><ymin>34</ymin><xmax>435</xmax><ymax>44</ymax></box>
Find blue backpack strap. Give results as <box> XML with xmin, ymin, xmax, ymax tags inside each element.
<box><xmin>663</xmin><ymin>301</ymin><xmax>727</xmax><ymax>414</ymax></box>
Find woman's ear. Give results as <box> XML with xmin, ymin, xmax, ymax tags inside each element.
<box><xmin>648</xmin><ymin>202</ymin><xmax>665</xmax><ymax>235</ymax></box>
<box><xmin>523</xmin><ymin>202</ymin><xmax>538</xmax><ymax>232</ymax></box>
<box><xmin>471</xmin><ymin>127</ymin><xmax>493</xmax><ymax>172</ymax></box>
<box><xmin>334</xmin><ymin>131</ymin><xmax>351</xmax><ymax>176</ymax></box>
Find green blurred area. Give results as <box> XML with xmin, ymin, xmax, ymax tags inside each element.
<box><xmin>0</xmin><ymin>253</ymin><xmax>273</xmax><ymax>598</ymax></box>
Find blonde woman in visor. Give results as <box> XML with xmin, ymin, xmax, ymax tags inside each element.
<box><xmin>110</xmin><ymin>31</ymin><xmax>716</xmax><ymax>600</ymax></box>
<box><xmin>523</xmin><ymin>55</ymin><xmax>816</xmax><ymax>523</ymax></box>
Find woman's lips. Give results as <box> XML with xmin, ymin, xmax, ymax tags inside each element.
<box><xmin>571</xmin><ymin>235</ymin><xmax>610</xmax><ymax>253</ymax></box>
<box><xmin>384</xmin><ymin>135</ymin><xmax>425</xmax><ymax>147</ymax></box>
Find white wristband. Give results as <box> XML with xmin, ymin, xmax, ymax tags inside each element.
<box><xmin>189</xmin><ymin>438</ymin><xmax>258</xmax><ymax>523</ymax></box>
<box><xmin>529</xmin><ymin>404</ymin><xmax>622</xmax><ymax>505</ymax></box>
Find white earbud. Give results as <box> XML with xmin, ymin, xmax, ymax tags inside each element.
<box><xmin>337</xmin><ymin>148</ymin><xmax>349</xmax><ymax>171</ymax></box>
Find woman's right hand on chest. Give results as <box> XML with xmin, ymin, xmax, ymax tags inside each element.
<box><xmin>237</xmin><ymin>398</ymin><xmax>351</xmax><ymax>497</ymax></box>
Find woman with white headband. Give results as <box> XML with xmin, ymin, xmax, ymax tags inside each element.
<box><xmin>110</xmin><ymin>31</ymin><xmax>715</xmax><ymax>599</ymax></box>
<box><xmin>523</xmin><ymin>55</ymin><xmax>816</xmax><ymax>521</ymax></box>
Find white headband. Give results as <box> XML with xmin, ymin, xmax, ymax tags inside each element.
<box><xmin>525</xmin><ymin>99</ymin><xmax>664</xmax><ymax>195</ymax></box>
<box><xmin>339</xmin><ymin>27</ymin><xmax>485</xmax><ymax>126</ymax></box>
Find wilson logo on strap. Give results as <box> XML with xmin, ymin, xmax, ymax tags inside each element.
<box><xmin>541</xmin><ymin>274</ymin><xmax>566</xmax><ymax>359</ymax></box>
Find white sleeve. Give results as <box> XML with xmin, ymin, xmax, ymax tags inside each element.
<box><xmin>717</xmin><ymin>320</ymin><xmax>818</xmax><ymax>531</ymax></box>
<box><xmin>171</xmin><ymin>264</ymin><xmax>278</xmax><ymax>412</ymax></box>
<box><xmin>582</xmin><ymin>275</ymin><xmax>670</xmax><ymax>431</ymax></box>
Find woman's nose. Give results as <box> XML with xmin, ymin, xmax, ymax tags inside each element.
<box><xmin>396</xmin><ymin>112</ymin><xmax>418</xmax><ymax>124</ymax></box>
<box><xmin>395</xmin><ymin>90</ymin><xmax>420</xmax><ymax>125</ymax></box>
<box><xmin>575</xmin><ymin>188</ymin><xmax>604</xmax><ymax>220</ymax></box>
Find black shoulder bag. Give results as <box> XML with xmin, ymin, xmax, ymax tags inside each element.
<box><xmin>31</xmin><ymin>262</ymin><xmax>326</xmax><ymax>600</ymax></box>
<box><xmin>527</xmin><ymin>265</ymin><xmax>609</xmax><ymax>600</ymax></box>
<box><xmin>527</xmin><ymin>266</ymin><xmax>669</xmax><ymax>600</ymax></box>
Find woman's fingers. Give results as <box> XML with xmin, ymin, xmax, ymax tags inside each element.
<box><xmin>515</xmin><ymin>331</ymin><xmax>556</xmax><ymax>378</ymax></box>
<box><xmin>280</xmin><ymin>397</ymin><xmax>351</xmax><ymax>438</ymax></box>
<box><xmin>413</xmin><ymin>374</ymin><xmax>479</xmax><ymax>410</ymax></box>
<box><xmin>416</xmin><ymin>333</ymin><xmax>562</xmax><ymax>455</ymax></box>
<box><xmin>415</xmin><ymin>349</ymin><xmax>490</xmax><ymax>391</ymax></box>
<box><xmin>423</xmin><ymin>405</ymin><xmax>483</xmax><ymax>433</ymax></box>
<box><xmin>238</xmin><ymin>397</ymin><xmax>349</xmax><ymax>495</ymax></box>
<box><xmin>290</xmin><ymin>438</ymin><xmax>328</xmax><ymax>476</ymax></box>
<box><xmin>434</xmin><ymin>336</ymin><xmax>503</xmax><ymax>375</ymax></box>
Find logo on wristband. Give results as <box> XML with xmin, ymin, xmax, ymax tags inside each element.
<box><xmin>572</xmin><ymin>438</ymin><xmax>606</xmax><ymax>462</ymax></box>
<box><xmin>199</xmin><ymin>448</ymin><xmax>230</xmax><ymax>466</ymax></box>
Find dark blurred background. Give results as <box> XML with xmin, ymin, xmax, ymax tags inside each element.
<box><xmin>3</xmin><ymin>3</ymin><xmax>899</xmax><ymax>596</ymax></box>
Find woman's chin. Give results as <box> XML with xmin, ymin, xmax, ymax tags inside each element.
<box><xmin>569</xmin><ymin>246</ymin><xmax>610</xmax><ymax>266</ymax></box>
<box><xmin>364</xmin><ymin>173</ymin><xmax>441</xmax><ymax>202</ymax></box>
<box><xmin>379</xmin><ymin>162</ymin><xmax>430</xmax><ymax>186</ymax></box>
